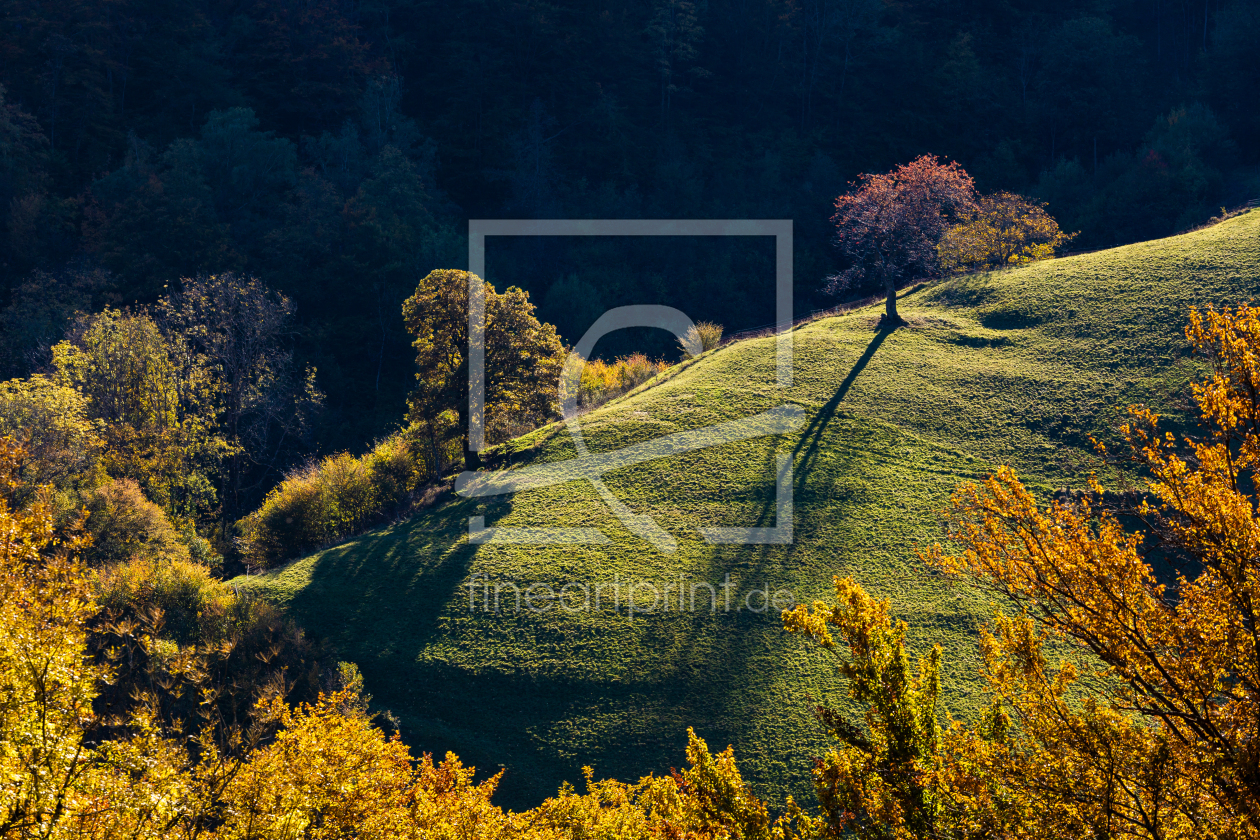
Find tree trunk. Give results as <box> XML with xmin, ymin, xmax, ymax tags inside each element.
<box><xmin>457</xmin><ymin>405</ymin><xmax>481</xmax><ymax>471</ymax></box>
<box><xmin>884</xmin><ymin>276</ymin><xmax>900</xmax><ymax>324</ymax></box>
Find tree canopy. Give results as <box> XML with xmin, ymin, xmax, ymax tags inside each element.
<box><xmin>828</xmin><ymin>155</ymin><xmax>977</xmax><ymax>324</ymax></box>
<box><xmin>937</xmin><ymin>191</ymin><xmax>1076</xmax><ymax>273</ymax></box>
<box><xmin>403</xmin><ymin>269</ymin><xmax>564</xmax><ymax>470</ymax></box>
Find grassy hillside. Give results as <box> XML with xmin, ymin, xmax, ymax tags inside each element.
<box><xmin>238</xmin><ymin>211</ymin><xmax>1260</xmax><ymax>809</ymax></box>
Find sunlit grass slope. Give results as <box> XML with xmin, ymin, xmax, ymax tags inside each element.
<box><xmin>239</xmin><ymin>211</ymin><xmax>1260</xmax><ymax>808</ymax></box>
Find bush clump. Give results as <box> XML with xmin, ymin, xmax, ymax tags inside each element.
<box><xmin>85</xmin><ymin>478</ymin><xmax>190</xmax><ymax>567</ymax></box>
<box><xmin>573</xmin><ymin>353</ymin><xmax>669</xmax><ymax>409</ymax></box>
<box><xmin>236</xmin><ymin>432</ymin><xmax>430</xmax><ymax>569</ymax></box>
<box><xmin>94</xmin><ymin>554</ymin><xmax>224</xmax><ymax>643</ymax></box>
<box><xmin>679</xmin><ymin>321</ymin><xmax>724</xmax><ymax>357</ymax></box>
<box><xmin>91</xmin><ymin>553</ymin><xmax>324</xmax><ymax>734</ymax></box>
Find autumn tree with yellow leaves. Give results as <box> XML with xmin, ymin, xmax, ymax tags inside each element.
<box><xmin>403</xmin><ymin>269</ymin><xmax>565</xmax><ymax>471</ymax></box>
<box><xmin>785</xmin><ymin>304</ymin><xmax>1260</xmax><ymax>839</ymax></box>
<box><xmin>937</xmin><ymin>191</ymin><xmax>1074</xmax><ymax>273</ymax></box>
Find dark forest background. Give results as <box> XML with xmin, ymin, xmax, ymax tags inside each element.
<box><xmin>1</xmin><ymin>0</ymin><xmax>1257</xmax><ymax>458</ymax></box>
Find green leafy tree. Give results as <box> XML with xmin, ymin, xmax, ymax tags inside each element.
<box><xmin>0</xmin><ymin>82</ymin><xmax>49</xmax><ymax>272</ymax></box>
<box><xmin>403</xmin><ymin>269</ymin><xmax>564</xmax><ymax>471</ymax></box>
<box><xmin>90</xmin><ymin>136</ymin><xmax>239</xmax><ymax>301</ymax></box>
<box><xmin>52</xmin><ymin>309</ymin><xmax>225</xmax><ymax>523</ymax></box>
<box><xmin>196</xmin><ymin>107</ymin><xmax>298</xmax><ymax>235</ymax></box>
<box><xmin>0</xmin><ymin>263</ymin><xmax>114</xmax><ymax>376</ymax></box>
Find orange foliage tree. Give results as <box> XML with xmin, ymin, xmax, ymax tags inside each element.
<box><xmin>785</xmin><ymin>305</ymin><xmax>1260</xmax><ymax>839</ymax></box>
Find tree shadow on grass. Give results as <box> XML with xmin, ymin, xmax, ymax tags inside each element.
<box><xmin>271</xmin><ymin>325</ymin><xmax>897</xmax><ymax>809</ymax></box>
<box><xmin>610</xmin><ymin>325</ymin><xmax>902</xmax><ymax>799</ymax></box>
<box><xmin>792</xmin><ymin>325</ymin><xmax>893</xmax><ymax>490</ymax></box>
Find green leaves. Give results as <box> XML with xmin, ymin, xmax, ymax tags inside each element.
<box><xmin>403</xmin><ymin>269</ymin><xmax>565</xmax><ymax>466</ymax></box>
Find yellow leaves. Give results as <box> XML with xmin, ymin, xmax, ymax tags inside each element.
<box><xmin>924</xmin><ymin>467</ymin><xmax>1161</xmax><ymax>644</ymax></box>
<box><xmin>213</xmin><ymin>689</ymin><xmax>445</xmax><ymax>840</ymax></box>
<box><xmin>771</xmin><ymin>306</ymin><xmax>1260</xmax><ymax>836</ymax></box>
<box><xmin>519</xmin><ymin>729</ymin><xmax>795</xmax><ymax>840</ymax></box>
<box><xmin>0</xmin><ymin>455</ymin><xmax>106</xmax><ymax>838</ymax></box>
<box><xmin>905</xmin><ymin>304</ymin><xmax>1260</xmax><ymax>836</ymax></box>
<box><xmin>565</xmin><ymin>353</ymin><xmax>669</xmax><ymax>410</ymax></box>
<box><xmin>0</xmin><ymin>477</ymin><xmax>799</xmax><ymax>840</ymax></box>
<box><xmin>403</xmin><ymin>269</ymin><xmax>566</xmax><ymax>451</ymax></box>
<box><xmin>781</xmin><ymin>577</ymin><xmax>952</xmax><ymax>840</ymax></box>
<box><xmin>937</xmin><ymin>191</ymin><xmax>1074</xmax><ymax>274</ymax></box>
<box><xmin>781</xmin><ymin>601</ymin><xmax>836</xmax><ymax>649</ymax></box>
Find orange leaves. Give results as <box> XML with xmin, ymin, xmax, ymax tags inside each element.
<box><xmin>0</xmin><ymin>445</ymin><xmax>107</xmax><ymax>838</ymax></box>
<box><xmin>1186</xmin><ymin>304</ymin><xmax>1260</xmax><ymax>447</ymax></box>
<box><xmin>567</xmin><ymin>352</ymin><xmax>669</xmax><ymax>410</ymax></box>
<box><xmin>927</xmin><ymin>467</ymin><xmax>1165</xmax><ymax>670</ymax></box>
<box><xmin>911</xmin><ymin>303</ymin><xmax>1260</xmax><ymax>835</ymax></box>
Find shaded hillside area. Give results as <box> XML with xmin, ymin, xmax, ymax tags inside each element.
<box><xmin>238</xmin><ymin>211</ymin><xmax>1260</xmax><ymax>808</ymax></box>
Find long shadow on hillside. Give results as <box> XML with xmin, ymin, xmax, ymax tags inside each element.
<box><xmin>793</xmin><ymin>326</ymin><xmax>892</xmax><ymax>488</ymax></box>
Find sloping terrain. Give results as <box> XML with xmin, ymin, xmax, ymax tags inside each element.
<box><xmin>239</xmin><ymin>211</ymin><xmax>1260</xmax><ymax>808</ymax></box>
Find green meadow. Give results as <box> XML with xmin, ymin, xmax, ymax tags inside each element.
<box><xmin>239</xmin><ymin>210</ymin><xmax>1260</xmax><ymax>808</ymax></box>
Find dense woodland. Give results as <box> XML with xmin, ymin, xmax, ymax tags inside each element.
<box><xmin>3</xmin><ymin>2</ymin><xmax>1260</xmax><ymax>835</ymax></box>
<box><xmin>1</xmin><ymin>0</ymin><xmax>1257</xmax><ymax>467</ymax></box>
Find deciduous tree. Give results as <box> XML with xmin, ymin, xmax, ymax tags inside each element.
<box><xmin>827</xmin><ymin>156</ymin><xmax>977</xmax><ymax>324</ymax></box>
<box><xmin>0</xmin><ymin>375</ymin><xmax>103</xmax><ymax>504</ymax></box>
<box><xmin>403</xmin><ymin>269</ymin><xmax>564</xmax><ymax>471</ymax></box>
<box><xmin>159</xmin><ymin>272</ymin><xmax>320</xmax><ymax>529</ymax></box>
<box><xmin>937</xmin><ymin>191</ymin><xmax>1075</xmax><ymax>273</ymax></box>
<box><xmin>52</xmin><ymin>308</ymin><xmax>225</xmax><ymax>523</ymax></box>
<box><xmin>783</xmin><ymin>576</ymin><xmax>952</xmax><ymax>839</ymax></box>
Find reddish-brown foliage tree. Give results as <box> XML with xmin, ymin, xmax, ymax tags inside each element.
<box><xmin>828</xmin><ymin>155</ymin><xmax>977</xmax><ymax>324</ymax></box>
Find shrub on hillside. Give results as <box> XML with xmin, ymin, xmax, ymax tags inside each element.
<box><xmin>679</xmin><ymin>321</ymin><xmax>723</xmax><ymax>357</ymax></box>
<box><xmin>94</xmin><ymin>555</ymin><xmax>224</xmax><ymax>644</ymax></box>
<box><xmin>85</xmin><ymin>478</ymin><xmax>190</xmax><ymax>567</ymax></box>
<box><xmin>573</xmin><ymin>353</ymin><xmax>669</xmax><ymax>409</ymax></box>
<box><xmin>91</xmin><ymin>553</ymin><xmax>324</xmax><ymax>743</ymax></box>
<box><xmin>237</xmin><ymin>432</ymin><xmax>430</xmax><ymax>568</ymax></box>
